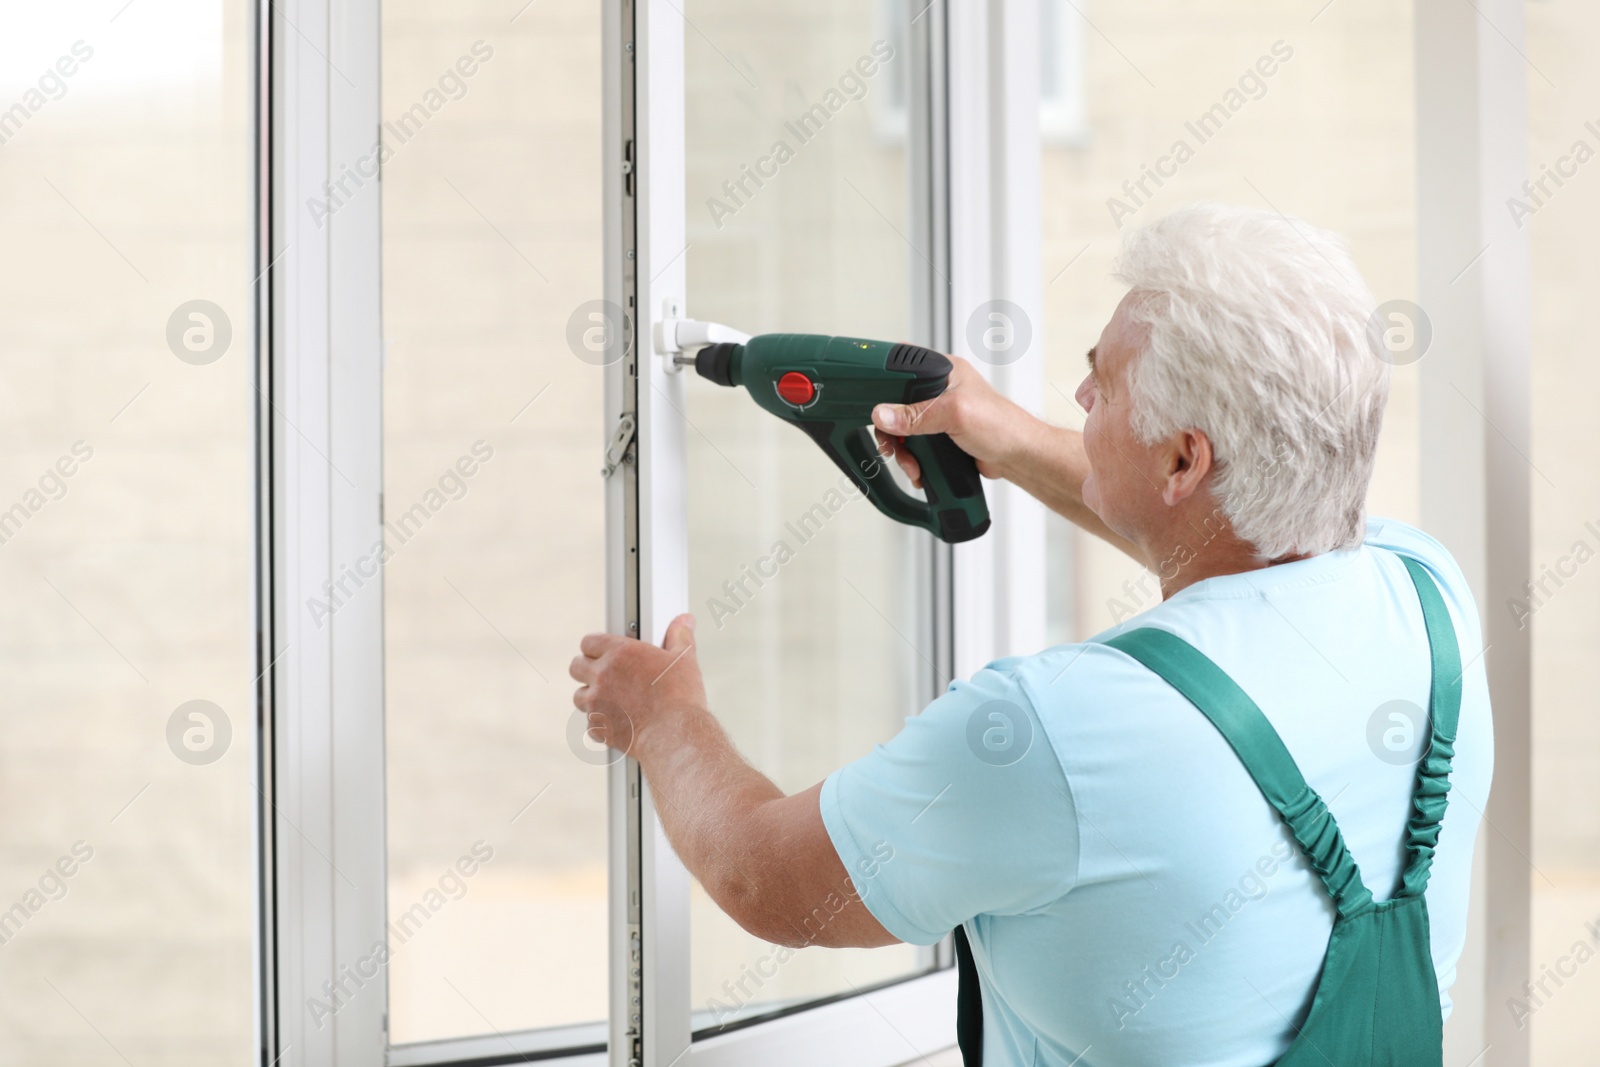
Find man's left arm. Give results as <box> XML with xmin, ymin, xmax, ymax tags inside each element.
<box><xmin>569</xmin><ymin>613</ymin><xmax>898</xmax><ymax>950</ymax></box>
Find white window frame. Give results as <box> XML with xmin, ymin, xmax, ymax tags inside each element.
<box><xmin>259</xmin><ymin>0</ymin><xmax>389</xmax><ymax>1064</ymax></box>
<box><xmin>257</xmin><ymin>0</ymin><xmax>1042</xmax><ymax>1065</ymax></box>
<box><xmin>948</xmin><ymin>0</ymin><xmax>1048</xmax><ymax>678</ymax></box>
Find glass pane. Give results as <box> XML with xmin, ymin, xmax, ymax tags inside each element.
<box><xmin>0</xmin><ymin>2</ymin><xmax>254</xmax><ymax>1063</ymax></box>
<box><xmin>1039</xmin><ymin>2</ymin><xmax>1419</xmax><ymax>644</ymax></box>
<box><xmin>683</xmin><ymin>0</ymin><xmax>931</xmax><ymax>1031</ymax></box>
<box><xmin>381</xmin><ymin>3</ymin><xmax>607</xmax><ymax>1045</ymax></box>
<box><xmin>1528</xmin><ymin>4</ymin><xmax>1600</xmax><ymax>1062</ymax></box>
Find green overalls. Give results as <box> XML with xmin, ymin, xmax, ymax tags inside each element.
<box><xmin>954</xmin><ymin>556</ymin><xmax>1462</xmax><ymax>1066</ymax></box>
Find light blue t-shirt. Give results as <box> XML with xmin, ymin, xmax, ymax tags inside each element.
<box><xmin>822</xmin><ymin>519</ymin><xmax>1493</xmax><ymax>1067</ymax></box>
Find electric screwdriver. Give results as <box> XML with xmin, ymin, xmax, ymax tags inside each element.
<box><xmin>690</xmin><ymin>333</ymin><xmax>990</xmax><ymax>543</ymax></box>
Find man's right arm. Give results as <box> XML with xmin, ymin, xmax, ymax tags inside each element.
<box><xmin>871</xmin><ymin>356</ymin><xmax>1142</xmax><ymax>562</ymax></box>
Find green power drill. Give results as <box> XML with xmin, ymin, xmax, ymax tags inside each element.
<box><xmin>681</xmin><ymin>332</ymin><xmax>990</xmax><ymax>543</ymax></box>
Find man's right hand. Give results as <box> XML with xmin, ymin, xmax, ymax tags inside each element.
<box><xmin>872</xmin><ymin>354</ymin><xmax>1142</xmax><ymax>563</ymax></box>
<box><xmin>871</xmin><ymin>355</ymin><xmax>1028</xmax><ymax>488</ymax></box>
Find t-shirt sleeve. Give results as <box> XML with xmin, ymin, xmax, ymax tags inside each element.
<box><xmin>819</xmin><ymin>663</ymin><xmax>1079</xmax><ymax>946</ymax></box>
<box><xmin>1364</xmin><ymin>517</ymin><xmax>1487</xmax><ymax>656</ymax></box>
<box><xmin>1365</xmin><ymin>518</ymin><xmax>1463</xmax><ymax>587</ymax></box>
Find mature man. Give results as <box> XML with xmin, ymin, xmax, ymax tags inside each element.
<box><xmin>570</xmin><ymin>203</ymin><xmax>1492</xmax><ymax>1065</ymax></box>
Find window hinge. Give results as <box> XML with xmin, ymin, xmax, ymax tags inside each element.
<box><xmin>601</xmin><ymin>413</ymin><xmax>638</xmax><ymax>479</ymax></box>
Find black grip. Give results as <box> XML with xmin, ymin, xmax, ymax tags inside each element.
<box><xmin>903</xmin><ymin>431</ymin><xmax>990</xmax><ymax>543</ymax></box>
<box><xmin>918</xmin><ymin>432</ymin><xmax>983</xmax><ymax>502</ymax></box>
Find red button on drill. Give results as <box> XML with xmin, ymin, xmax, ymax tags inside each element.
<box><xmin>776</xmin><ymin>371</ymin><xmax>815</xmax><ymax>405</ymax></box>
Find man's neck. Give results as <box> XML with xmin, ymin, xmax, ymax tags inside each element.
<box><xmin>1145</xmin><ymin>520</ymin><xmax>1309</xmax><ymax>600</ymax></box>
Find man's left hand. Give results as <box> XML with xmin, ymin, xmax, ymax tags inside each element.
<box><xmin>569</xmin><ymin>613</ymin><xmax>705</xmax><ymax>759</ymax></box>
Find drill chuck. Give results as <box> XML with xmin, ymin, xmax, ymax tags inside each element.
<box><xmin>693</xmin><ymin>342</ymin><xmax>742</xmax><ymax>387</ymax></box>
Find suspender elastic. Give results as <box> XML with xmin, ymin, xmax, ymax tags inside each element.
<box><xmin>1394</xmin><ymin>555</ymin><xmax>1464</xmax><ymax>898</ymax></box>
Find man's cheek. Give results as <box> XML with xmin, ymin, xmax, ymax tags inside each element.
<box><xmin>1079</xmin><ymin>420</ymin><xmax>1106</xmax><ymax>509</ymax></box>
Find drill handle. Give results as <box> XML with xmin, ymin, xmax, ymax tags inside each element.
<box><xmin>797</xmin><ymin>421</ymin><xmax>991</xmax><ymax>544</ymax></box>
<box><xmin>900</xmin><ymin>431</ymin><xmax>990</xmax><ymax>543</ymax></box>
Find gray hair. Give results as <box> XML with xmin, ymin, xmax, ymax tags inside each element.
<box><xmin>1113</xmin><ymin>203</ymin><xmax>1390</xmax><ymax>559</ymax></box>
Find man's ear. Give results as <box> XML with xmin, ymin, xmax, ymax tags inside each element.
<box><xmin>1162</xmin><ymin>430</ymin><xmax>1213</xmax><ymax>507</ymax></box>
